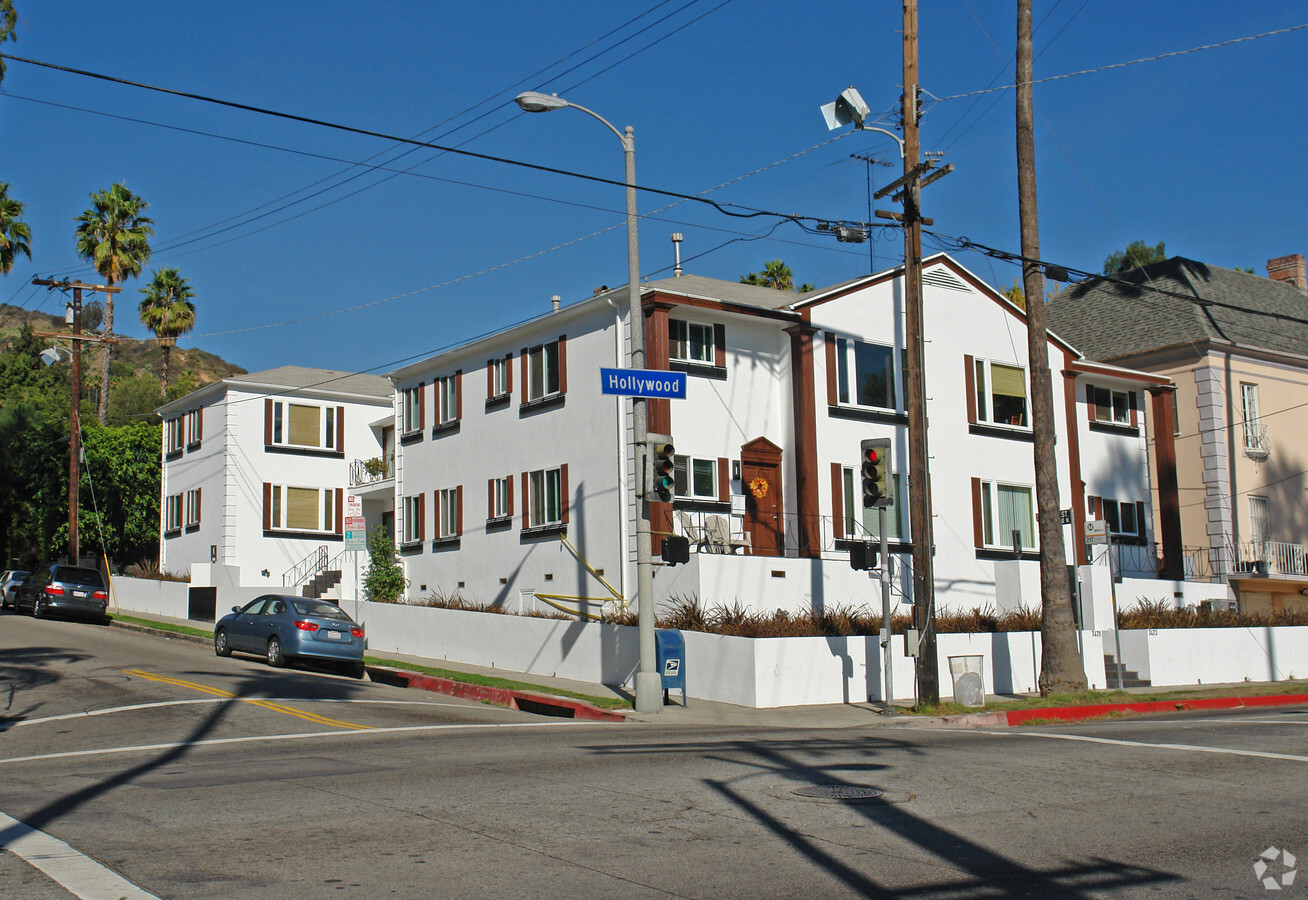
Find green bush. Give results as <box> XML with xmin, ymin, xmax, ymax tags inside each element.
<box><xmin>363</xmin><ymin>526</ymin><xmax>407</xmax><ymax>603</ymax></box>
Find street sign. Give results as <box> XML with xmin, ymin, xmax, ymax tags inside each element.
<box><xmin>344</xmin><ymin>495</ymin><xmax>366</xmax><ymax>551</ymax></box>
<box><xmin>1085</xmin><ymin>519</ymin><xmax>1108</xmax><ymax>543</ymax></box>
<box><xmin>600</xmin><ymin>368</ymin><xmax>686</xmax><ymax>399</ymax></box>
<box><xmin>1060</xmin><ymin>508</ymin><xmax>1072</xmax><ymax>525</ymax></box>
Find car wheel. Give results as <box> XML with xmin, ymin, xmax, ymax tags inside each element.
<box><xmin>345</xmin><ymin>661</ymin><xmax>366</xmax><ymax>680</ymax></box>
<box><xmin>214</xmin><ymin>628</ymin><xmax>231</xmax><ymax>658</ymax></box>
<box><xmin>266</xmin><ymin>635</ymin><xmax>285</xmax><ymax>668</ymax></box>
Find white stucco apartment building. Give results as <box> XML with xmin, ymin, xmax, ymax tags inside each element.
<box><xmin>157</xmin><ymin>366</ymin><xmax>393</xmax><ymax>590</ymax></box>
<box><xmin>385</xmin><ymin>254</ymin><xmax>1178</xmax><ymax>617</ymax></box>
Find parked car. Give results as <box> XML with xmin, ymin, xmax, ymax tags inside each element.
<box><xmin>214</xmin><ymin>595</ymin><xmax>366</xmax><ymax>678</ymax></box>
<box><xmin>14</xmin><ymin>564</ymin><xmax>109</xmax><ymax>621</ymax></box>
<box><xmin>1</xmin><ymin>569</ymin><xmax>30</xmax><ymax>610</ymax></box>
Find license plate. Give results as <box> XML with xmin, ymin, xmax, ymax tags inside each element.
<box><xmin>73</xmin><ymin>590</ymin><xmax>87</xmax><ymax>598</ymax></box>
<box><xmin>326</xmin><ymin>630</ymin><xmax>342</xmax><ymax>640</ymax></box>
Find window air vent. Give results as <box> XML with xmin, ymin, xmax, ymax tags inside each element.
<box><xmin>921</xmin><ymin>269</ymin><xmax>970</xmax><ymax>292</ymax></box>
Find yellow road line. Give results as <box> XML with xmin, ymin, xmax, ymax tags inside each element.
<box><xmin>123</xmin><ymin>669</ymin><xmax>372</xmax><ymax>731</ymax></box>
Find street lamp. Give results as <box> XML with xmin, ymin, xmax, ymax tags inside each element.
<box><xmin>514</xmin><ymin>90</ymin><xmax>662</xmax><ymax>714</ymax></box>
<box><xmin>41</xmin><ymin>342</ymin><xmax>82</xmax><ymax>565</ymax></box>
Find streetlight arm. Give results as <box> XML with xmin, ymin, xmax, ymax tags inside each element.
<box><xmin>514</xmin><ymin>91</ymin><xmax>627</xmax><ymax>147</ymax></box>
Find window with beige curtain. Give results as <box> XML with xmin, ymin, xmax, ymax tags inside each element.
<box><xmin>287</xmin><ymin>404</ymin><xmax>321</xmax><ymax>447</ymax></box>
<box><xmin>985</xmin><ymin>362</ymin><xmax>1027</xmax><ymax>427</ymax></box>
<box><xmin>286</xmin><ymin>487</ymin><xmax>320</xmax><ymax>530</ymax></box>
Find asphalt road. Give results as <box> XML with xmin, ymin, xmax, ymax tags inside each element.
<box><xmin>2</xmin><ymin>611</ymin><xmax>1305</xmax><ymax>898</ymax></box>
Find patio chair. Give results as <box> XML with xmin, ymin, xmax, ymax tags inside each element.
<box><xmin>706</xmin><ymin>516</ymin><xmax>751</xmax><ymax>555</ymax></box>
<box><xmin>677</xmin><ymin>511</ymin><xmax>706</xmax><ymax>551</ymax></box>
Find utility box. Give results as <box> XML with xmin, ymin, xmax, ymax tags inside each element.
<box><xmin>948</xmin><ymin>655</ymin><xmax>985</xmax><ymax>707</ymax></box>
<box><xmin>654</xmin><ymin>629</ymin><xmax>687</xmax><ymax>707</ymax></box>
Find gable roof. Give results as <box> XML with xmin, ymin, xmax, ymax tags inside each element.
<box><xmin>227</xmin><ymin>366</ymin><xmax>393</xmax><ymax>398</ymax></box>
<box><xmin>642</xmin><ymin>273</ymin><xmax>805</xmax><ymax>311</ymax></box>
<box><xmin>1045</xmin><ymin>257</ymin><xmax>1308</xmax><ymax>361</ymax></box>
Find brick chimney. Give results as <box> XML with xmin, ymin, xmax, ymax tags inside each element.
<box><xmin>1267</xmin><ymin>254</ymin><xmax>1306</xmax><ymax>290</ymax></box>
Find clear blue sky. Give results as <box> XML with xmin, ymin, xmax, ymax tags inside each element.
<box><xmin>2</xmin><ymin>1</ymin><xmax>1305</xmax><ymax>376</ymax></box>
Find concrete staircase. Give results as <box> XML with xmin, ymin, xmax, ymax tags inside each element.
<box><xmin>302</xmin><ymin>569</ymin><xmax>342</xmax><ymax>600</ymax></box>
<box><xmin>1103</xmin><ymin>654</ymin><xmax>1151</xmax><ymax>688</ymax></box>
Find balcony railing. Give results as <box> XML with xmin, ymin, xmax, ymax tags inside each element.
<box><xmin>350</xmin><ymin>455</ymin><xmax>394</xmax><ymax>488</ymax></box>
<box><xmin>1243</xmin><ymin>423</ymin><xmax>1271</xmax><ymax>461</ymax></box>
<box><xmin>1232</xmin><ymin>540</ymin><xmax>1308</xmax><ymax>577</ymax></box>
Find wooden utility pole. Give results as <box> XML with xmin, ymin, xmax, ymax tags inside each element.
<box><xmin>32</xmin><ymin>278</ymin><xmax>120</xmax><ymax>566</ymax></box>
<box><xmin>902</xmin><ymin>0</ymin><xmax>939</xmax><ymax>705</ymax></box>
<box><xmin>1016</xmin><ymin>0</ymin><xmax>1087</xmax><ymax>694</ymax></box>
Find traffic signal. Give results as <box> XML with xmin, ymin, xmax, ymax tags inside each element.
<box><xmin>649</xmin><ymin>437</ymin><xmax>675</xmax><ymax>503</ymax></box>
<box><xmin>860</xmin><ymin>438</ymin><xmax>893</xmax><ymax>509</ymax></box>
<box><xmin>661</xmin><ymin>535</ymin><xmax>690</xmax><ymax>565</ymax></box>
<box><xmin>848</xmin><ymin>540</ymin><xmax>878</xmax><ymax>571</ymax></box>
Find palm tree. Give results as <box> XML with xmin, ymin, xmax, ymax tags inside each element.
<box><xmin>740</xmin><ymin>259</ymin><xmax>795</xmax><ymax>291</ymax></box>
<box><xmin>0</xmin><ymin>181</ymin><xmax>32</xmax><ymax>275</ymax></box>
<box><xmin>0</xmin><ymin>0</ymin><xmax>17</xmax><ymax>85</ymax></box>
<box><xmin>138</xmin><ymin>267</ymin><xmax>196</xmax><ymax>397</ymax></box>
<box><xmin>75</xmin><ymin>183</ymin><xmax>153</xmax><ymax>424</ymax></box>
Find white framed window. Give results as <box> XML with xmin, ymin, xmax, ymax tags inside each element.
<box><xmin>670</xmin><ymin>319</ymin><xmax>715</xmax><ymax>365</ymax></box>
<box><xmin>1241</xmin><ymin>383</ymin><xmax>1262</xmax><ymax>449</ymax></box>
<box><xmin>267</xmin><ymin>485</ymin><xmax>336</xmax><ymax>532</ymax></box>
<box><xmin>268</xmin><ymin>402</ymin><xmax>336</xmax><ymax>450</ymax></box>
<box><xmin>165</xmin><ymin>418</ymin><xmax>184</xmax><ymax>455</ymax></box>
<box><xmin>165</xmin><ymin>493</ymin><xmax>183</xmax><ymax>532</ymax></box>
<box><xmin>979</xmin><ymin>480</ymin><xmax>1034</xmax><ymax>550</ymax></box>
<box><xmin>527</xmin><ymin>467</ymin><xmax>563</xmax><ymax>528</ymax></box>
<box><xmin>841</xmin><ymin>468</ymin><xmax>904</xmax><ymax>541</ymax></box>
<box><xmin>974</xmin><ymin>359</ymin><xmax>1028</xmax><ymax>428</ymax></box>
<box><xmin>673</xmin><ymin>455</ymin><xmax>718</xmax><ymax>500</ymax></box>
<box><xmin>185</xmin><ymin>488</ymin><xmax>201</xmax><ymax>527</ymax></box>
<box><xmin>488</xmin><ymin>356</ymin><xmax>510</xmax><ymax>398</ymax></box>
<box><xmin>1101</xmin><ymin>499</ymin><xmax>1140</xmax><ymax>539</ymax></box>
<box><xmin>436</xmin><ymin>487</ymin><xmax>461</xmax><ymax>539</ymax></box>
<box><xmin>526</xmin><ymin>340</ymin><xmax>561</xmax><ymax>402</ymax></box>
<box><xmin>489</xmin><ymin>476</ymin><xmax>512</xmax><ymax>520</ymax></box>
<box><xmin>402</xmin><ymin>494</ymin><xmax>424</xmax><ymax>544</ymax></box>
<box><xmin>184</xmin><ymin>409</ymin><xmax>202</xmax><ymax>447</ymax></box>
<box><xmin>402</xmin><ymin>385</ymin><xmax>423</xmax><ymax>434</ymax></box>
<box><xmin>1091</xmin><ymin>386</ymin><xmax>1131</xmax><ymax>425</ymax></box>
<box><xmin>436</xmin><ymin>373</ymin><xmax>460</xmax><ymax>425</ymax></box>
<box><xmin>836</xmin><ymin>337</ymin><xmax>897</xmax><ymax>411</ymax></box>
<box><xmin>1249</xmin><ymin>495</ymin><xmax>1269</xmax><ymax>547</ymax></box>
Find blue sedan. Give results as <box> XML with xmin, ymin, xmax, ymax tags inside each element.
<box><xmin>214</xmin><ymin>595</ymin><xmax>366</xmax><ymax>678</ymax></box>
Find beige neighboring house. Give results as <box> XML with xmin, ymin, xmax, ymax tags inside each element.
<box><xmin>1047</xmin><ymin>253</ymin><xmax>1308</xmax><ymax>614</ymax></box>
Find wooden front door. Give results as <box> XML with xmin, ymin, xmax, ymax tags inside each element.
<box><xmin>741</xmin><ymin>437</ymin><xmax>783</xmax><ymax>556</ymax></box>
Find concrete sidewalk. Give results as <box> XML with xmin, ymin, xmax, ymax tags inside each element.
<box><xmin>110</xmin><ymin>610</ymin><xmax>1308</xmax><ymax>730</ymax></box>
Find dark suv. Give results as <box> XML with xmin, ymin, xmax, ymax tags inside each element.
<box><xmin>15</xmin><ymin>564</ymin><xmax>109</xmax><ymax>621</ymax></box>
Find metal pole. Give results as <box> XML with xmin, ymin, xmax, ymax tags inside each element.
<box><xmin>70</xmin><ymin>287</ymin><xmax>82</xmax><ymax>566</ymax></box>
<box><xmin>1106</xmin><ymin>532</ymin><xmax>1124</xmax><ymax>689</ymax></box>
<box><xmin>624</xmin><ymin>128</ymin><xmax>660</xmax><ymax>714</ymax></box>
<box><xmin>880</xmin><ymin>506</ymin><xmax>894</xmax><ymax>712</ymax></box>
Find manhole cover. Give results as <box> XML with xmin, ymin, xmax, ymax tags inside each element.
<box><xmin>791</xmin><ymin>784</ymin><xmax>884</xmax><ymax>800</ymax></box>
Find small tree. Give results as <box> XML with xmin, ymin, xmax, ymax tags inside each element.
<box><xmin>363</xmin><ymin>525</ymin><xmax>406</xmax><ymax>603</ymax></box>
<box><xmin>1103</xmin><ymin>240</ymin><xmax>1166</xmax><ymax>275</ymax></box>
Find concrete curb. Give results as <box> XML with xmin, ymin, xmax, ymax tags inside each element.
<box><xmin>882</xmin><ymin>692</ymin><xmax>1308</xmax><ymax>729</ymax></box>
<box><xmin>111</xmin><ymin>618</ymin><xmax>210</xmax><ymax>646</ymax></box>
<box><xmin>367</xmin><ymin>666</ymin><xmax>628</xmax><ymax>722</ymax></box>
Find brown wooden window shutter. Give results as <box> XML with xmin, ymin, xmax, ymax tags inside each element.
<box><xmin>195</xmin><ymin>487</ymin><xmax>202</xmax><ymax>524</ymax></box>
<box><xmin>196</xmin><ymin>406</ymin><xmax>203</xmax><ymax>443</ymax></box>
<box><xmin>714</xmin><ymin>323</ymin><xmax>726</xmax><ymax>369</ymax></box>
<box><xmin>418</xmin><ymin>382</ymin><xmax>426</xmax><ymax>430</ymax></box>
<box><xmin>1086</xmin><ymin>384</ymin><xmax>1096</xmax><ymax>421</ymax></box>
<box><xmin>263</xmin><ymin>483</ymin><xmax>272</xmax><ymax>530</ymax></box>
<box><xmin>560</xmin><ymin>463</ymin><xmax>570</xmax><ymax>525</ymax></box>
<box><xmin>264</xmin><ymin>398</ymin><xmax>273</xmax><ymax>445</ymax></box>
<box><xmin>521</xmin><ymin>472</ymin><xmax>529</xmax><ymax>529</ymax></box>
<box><xmin>557</xmin><ymin>336</ymin><xmax>568</xmax><ymax>394</ymax></box>
<box><xmin>825</xmin><ymin>332</ymin><xmax>839</xmax><ymax>406</ymax></box>
<box><xmin>964</xmin><ymin>355</ymin><xmax>977</xmax><ymax>424</ymax></box>
<box><xmin>718</xmin><ymin>457</ymin><xmax>729</xmax><ymax>501</ymax></box>
<box><xmin>418</xmin><ymin>493</ymin><xmax>426</xmax><ymax>541</ymax></box>
<box><xmin>454</xmin><ymin>370</ymin><xmax>463</xmax><ymax>419</ymax></box>
<box><xmin>336</xmin><ymin>406</ymin><xmax>345</xmax><ymax>451</ymax></box>
<box><xmin>970</xmin><ymin>477</ymin><xmax>983</xmax><ymax>547</ymax></box>
<box><xmin>520</xmin><ymin>350</ymin><xmax>528</xmax><ymax>403</ymax></box>
<box><xmin>831</xmin><ymin>462</ymin><xmax>845</xmax><ymax>540</ymax></box>
<box><xmin>486</xmin><ymin>478</ymin><xmax>494</xmax><ymax>518</ymax></box>
<box><xmin>486</xmin><ymin>360</ymin><xmax>494</xmax><ymax>399</ymax></box>
<box><xmin>456</xmin><ymin>485</ymin><xmax>464</xmax><ymax>536</ymax></box>
<box><xmin>335</xmin><ymin>488</ymin><xmax>344</xmax><ymax>535</ymax></box>
<box><xmin>507</xmin><ymin>474</ymin><xmax>514</xmax><ymax>516</ymax></box>
<box><xmin>1129</xmin><ymin>391</ymin><xmax>1138</xmax><ymax>427</ymax></box>
<box><xmin>1135</xmin><ymin>500</ymin><xmax>1145</xmax><ymax>538</ymax></box>
<box><xmin>505</xmin><ymin>353</ymin><xmax>514</xmax><ymax>394</ymax></box>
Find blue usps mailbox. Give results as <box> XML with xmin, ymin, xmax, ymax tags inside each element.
<box><xmin>654</xmin><ymin>629</ymin><xmax>687</xmax><ymax>707</ymax></box>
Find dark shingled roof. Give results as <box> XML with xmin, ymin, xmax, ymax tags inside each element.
<box><xmin>1045</xmin><ymin>257</ymin><xmax>1308</xmax><ymax>361</ymax></box>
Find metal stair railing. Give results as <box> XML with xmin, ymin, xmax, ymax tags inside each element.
<box><xmin>283</xmin><ymin>545</ymin><xmax>328</xmax><ymax>589</ymax></box>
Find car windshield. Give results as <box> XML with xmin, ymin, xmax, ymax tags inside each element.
<box><xmin>55</xmin><ymin>566</ymin><xmax>104</xmax><ymax>587</ymax></box>
<box><xmin>292</xmin><ymin>599</ymin><xmax>352</xmax><ymax>622</ymax></box>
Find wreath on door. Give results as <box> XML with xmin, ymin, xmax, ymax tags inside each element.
<box><xmin>748</xmin><ymin>477</ymin><xmax>769</xmax><ymax>500</ymax></box>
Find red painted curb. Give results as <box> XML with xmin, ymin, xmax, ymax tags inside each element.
<box><xmin>378</xmin><ymin>668</ymin><xmax>628</xmax><ymax>722</ymax></box>
<box><xmin>1004</xmin><ymin>692</ymin><xmax>1308</xmax><ymax>726</ymax></box>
